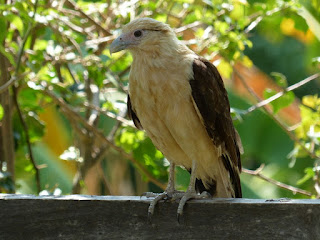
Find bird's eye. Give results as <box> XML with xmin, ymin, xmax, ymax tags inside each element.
<box><xmin>134</xmin><ymin>30</ymin><xmax>142</xmax><ymax>38</ymax></box>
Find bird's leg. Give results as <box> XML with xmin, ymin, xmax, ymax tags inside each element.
<box><xmin>144</xmin><ymin>162</ymin><xmax>176</xmax><ymax>198</ymax></box>
<box><xmin>177</xmin><ymin>160</ymin><xmax>211</xmax><ymax>221</ymax></box>
<box><xmin>147</xmin><ymin>162</ymin><xmax>183</xmax><ymax>218</ymax></box>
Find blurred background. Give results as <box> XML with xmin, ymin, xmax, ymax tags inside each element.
<box><xmin>0</xmin><ymin>0</ymin><xmax>319</xmax><ymax>199</ymax></box>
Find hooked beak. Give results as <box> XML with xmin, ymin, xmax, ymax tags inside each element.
<box><xmin>109</xmin><ymin>34</ymin><xmax>128</xmax><ymax>55</ymax></box>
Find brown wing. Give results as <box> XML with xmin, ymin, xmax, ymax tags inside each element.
<box><xmin>190</xmin><ymin>58</ymin><xmax>242</xmax><ymax>198</ymax></box>
<box><xmin>127</xmin><ymin>95</ymin><xmax>143</xmax><ymax>130</ymax></box>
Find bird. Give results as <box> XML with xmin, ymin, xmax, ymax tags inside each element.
<box><xmin>109</xmin><ymin>18</ymin><xmax>243</xmax><ymax>220</ymax></box>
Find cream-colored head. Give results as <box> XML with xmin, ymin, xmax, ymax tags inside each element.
<box><xmin>109</xmin><ymin>18</ymin><xmax>177</xmax><ymax>55</ymax></box>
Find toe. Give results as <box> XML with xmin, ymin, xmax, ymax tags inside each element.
<box><xmin>199</xmin><ymin>191</ymin><xmax>212</xmax><ymax>198</ymax></box>
<box><xmin>147</xmin><ymin>192</ymin><xmax>168</xmax><ymax>222</ymax></box>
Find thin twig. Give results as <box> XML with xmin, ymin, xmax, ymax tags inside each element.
<box><xmin>245</xmin><ymin>6</ymin><xmax>289</xmax><ymax>33</ymax></box>
<box><xmin>235</xmin><ymin>69</ymin><xmax>320</xmax><ymax>161</ymax></box>
<box><xmin>96</xmin><ymin>163</ymin><xmax>113</xmax><ymax>195</ymax></box>
<box><xmin>65</xmin><ymin>64</ymin><xmax>80</xmax><ymax>84</ymax></box>
<box><xmin>64</xmin><ymin>0</ymin><xmax>111</xmax><ymax>36</ymax></box>
<box><xmin>93</xmin><ymin>111</ymin><xmax>126</xmax><ymax>195</ymax></box>
<box><xmin>82</xmin><ymin>102</ymin><xmax>133</xmax><ymax>127</ymax></box>
<box><xmin>13</xmin><ymin>89</ymin><xmax>41</xmax><ymax>192</ymax></box>
<box><xmin>11</xmin><ymin>0</ymin><xmax>41</xmax><ymax>193</ymax></box>
<box><xmin>0</xmin><ymin>71</ymin><xmax>30</xmax><ymax>94</ymax></box>
<box><xmin>243</xmin><ymin>165</ymin><xmax>313</xmax><ymax>197</ymax></box>
<box><xmin>243</xmin><ymin>73</ymin><xmax>320</xmax><ymax>115</ymax></box>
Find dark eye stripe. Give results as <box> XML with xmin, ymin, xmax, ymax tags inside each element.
<box><xmin>142</xmin><ymin>29</ymin><xmax>161</xmax><ymax>32</ymax></box>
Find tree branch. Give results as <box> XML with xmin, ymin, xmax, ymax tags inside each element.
<box><xmin>81</xmin><ymin>102</ymin><xmax>133</xmax><ymax>127</ymax></box>
<box><xmin>12</xmin><ymin>88</ymin><xmax>41</xmax><ymax>193</ymax></box>
<box><xmin>243</xmin><ymin>165</ymin><xmax>313</xmax><ymax>197</ymax></box>
<box><xmin>64</xmin><ymin>0</ymin><xmax>111</xmax><ymax>36</ymax></box>
<box><xmin>234</xmin><ymin>69</ymin><xmax>320</xmax><ymax>161</ymax></box>
<box><xmin>243</xmin><ymin>73</ymin><xmax>320</xmax><ymax>115</ymax></box>
<box><xmin>10</xmin><ymin>0</ymin><xmax>41</xmax><ymax>192</ymax></box>
<box><xmin>0</xmin><ymin>72</ymin><xmax>31</xmax><ymax>94</ymax></box>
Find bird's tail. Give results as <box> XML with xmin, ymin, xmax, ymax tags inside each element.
<box><xmin>195</xmin><ymin>178</ymin><xmax>216</xmax><ymax>196</ymax></box>
<box><xmin>193</xmin><ymin>154</ymin><xmax>242</xmax><ymax>198</ymax></box>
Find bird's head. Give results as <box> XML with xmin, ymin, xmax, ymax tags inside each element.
<box><xmin>109</xmin><ymin>18</ymin><xmax>176</xmax><ymax>55</ymax></box>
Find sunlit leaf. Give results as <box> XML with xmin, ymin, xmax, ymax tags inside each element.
<box><xmin>271</xmin><ymin>72</ymin><xmax>287</xmax><ymax>88</ymax></box>
<box><xmin>302</xmin><ymin>95</ymin><xmax>320</xmax><ymax>110</ymax></box>
<box><xmin>297</xmin><ymin>167</ymin><xmax>314</xmax><ymax>185</ymax></box>
<box><xmin>25</xmin><ymin>112</ymin><xmax>45</xmax><ymax>143</ymax></box>
<box><xmin>0</xmin><ymin>104</ymin><xmax>3</xmax><ymax>121</ymax></box>
<box><xmin>298</xmin><ymin>6</ymin><xmax>320</xmax><ymax>41</ymax></box>
<box><xmin>312</xmin><ymin>56</ymin><xmax>320</xmax><ymax>65</ymax></box>
<box><xmin>0</xmin><ymin>17</ymin><xmax>7</xmax><ymax>43</ymax></box>
<box><xmin>9</xmin><ymin>15</ymin><xmax>24</xmax><ymax>34</ymax></box>
<box><xmin>34</xmin><ymin>39</ymin><xmax>48</xmax><ymax>51</ymax></box>
<box><xmin>217</xmin><ymin>59</ymin><xmax>233</xmax><ymax>79</ymax></box>
<box><xmin>0</xmin><ymin>45</ymin><xmax>15</xmax><ymax>66</ymax></box>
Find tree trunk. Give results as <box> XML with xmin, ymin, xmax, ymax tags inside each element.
<box><xmin>0</xmin><ymin>52</ymin><xmax>15</xmax><ymax>182</ymax></box>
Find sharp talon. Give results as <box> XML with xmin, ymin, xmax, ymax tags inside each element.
<box><xmin>177</xmin><ymin>213</ymin><xmax>183</xmax><ymax>225</ymax></box>
<box><xmin>200</xmin><ymin>191</ymin><xmax>212</xmax><ymax>198</ymax></box>
<box><xmin>148</xmin><ymin>212</ymin><xmax>152</xmax><ymax>224</ymax></box>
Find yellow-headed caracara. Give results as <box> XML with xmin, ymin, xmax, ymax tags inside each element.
<box><xmin>110</xmin><ymin>18</ymin><xmax>242</xmax><ymax>219</ymax></box>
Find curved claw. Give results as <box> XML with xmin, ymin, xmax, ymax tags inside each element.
<box><xmin>147</xmin><ymin>192</ymin><xmax>168</xmax><ymax>222</ymax></box>
<box><xmin>148</xmin><ymin>211</ymin><xmax>153</xmax><ymax>224</ymax></box>
<box><xmin>199</xmin><ymin>191</ymin><xmax>212</xmax><ymax>198</ymax></box>
<box><xmin>176</xmin><ymin>191</ymin><xmax>212</xmax><ymax>223</ymax></box>
<box><xmin>177</xmin><ymin>194</ymin><xmax>190</xmax><ymax>218</ymax></box>
<box><xmin>177</xmin><ymin>213</ymin><xmax>182</xmax><ymax>224</ymax></box>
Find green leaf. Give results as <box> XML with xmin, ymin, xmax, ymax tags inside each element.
<box><xmin>298</xmin><ymin>6</ymin><xmax>320</xmax><ymax>41</ymax></box>
<box><xmin>0</xmin><ymin>45</ymin><xmax>15</xmax><ymax>66</ymax></box>
<box><xmin>271</xmin><ymin>72</ymin><xmax>287</xmax><ymax>88</ymax></box>
<box><xmin>291</xmin><ymin>14</ymin><xmax>309</xmax><ymax>33</ymax></box>
<box><xmin>214</xmin><ymin>21</ymin><xmax>229</xmax><ymax>34</ymax></box>
<box><xmin>18</xmin><ymin>88</ymin><xmax>39</xmax><ymax>109</ymax></box>
<box><xmin>263</xmin><ymin>88</ymin><xmax>295</xmax><ymax>113</ymax></box>
<box><xmin>312</xmin><ymin>56</ymin><xmax>320</xmax><ymax>65</ymax></box>
<box><xmin>8</xmin><ymin>15</ymin><xmax>24</xmax><ymax>35</ymax></box>
<box><xmin>25</xmin><ymin>112</ymin><xmax>45</xmax><ymax>143</ymax></box>
<box><xmin>33</xmin><ymin>39</ymin><xmax>48</xmax><ymax>51</ymax></box>
<box><xmin>0</xmin><ymin>104</ymin><xmax>3</xmax><ymax>120</ymax></box>
<box><xmin>117</xmin><ymin>128</ymin><xmax>145</xmax><ymax>152</ymax></box>
<box><xmin>0</xmin><ymin>16</ymin><xmax>7</xmax><ymax>43</ymax></box>
<box><xmin>297</xmin><ymin>167</ymin><xmax>315</xmax><ymax>185</ymax></box>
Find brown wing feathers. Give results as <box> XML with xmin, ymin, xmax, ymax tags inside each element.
<box><xmin>190</xmin><ymin>58</ymin><xmax>242</xmax><ymax>197</ymax></box>
<box><xmin>127</xmin><ymin>95</ymin><xmax>143</xmax><ymax>130</ymax></box>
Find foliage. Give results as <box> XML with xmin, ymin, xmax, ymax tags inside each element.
<box><xmin>0</xmin><ymin>0</ymin><xmax>319</xmax><ymax>199</ymax></box>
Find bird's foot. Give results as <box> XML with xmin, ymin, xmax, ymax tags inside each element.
<box><xmin>144</xmin><ymin>190</ymin><xmax>184</xmax><ymax>222</ymax></box>
<box><xmin>143</xmin><ymin>190</ymin><xmax>184</xmax><ymax>199</ymax></box>
<box><xmin>177</xmin><ymin>191</ymin><xmax>211</xmax><ymax>223</ymax></box>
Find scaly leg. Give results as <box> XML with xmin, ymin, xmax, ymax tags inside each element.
<box><xmin>177</xmin><ymin>160</ymin><xmax>211</xmax><ymax>222</ymax></box>
<box><xmin>147</xmin><ymin>162</ymin><xmax>183</xmax><ymax>219</ymax></box>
